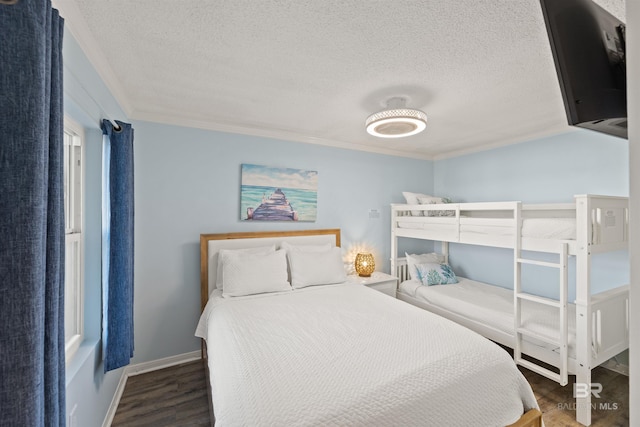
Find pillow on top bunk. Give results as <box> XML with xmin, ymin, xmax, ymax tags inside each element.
<box><xmin>402</xmin><ymin>192</ymin><xmax>432</xmax><ymax>216</ymax></box>
<box><xmin>405</xmin><ymin>252</ymin><xmax>446</xmax><ymax>279</ymax></box>
<box><xmin>414</xmin><ymin>262</ymin><xmax>458</xmax><ymax>286</ymax></box>
<box><xmin>416</xmin><ymin>195</ymin><xmax>445</xmax><ymax>204</ymax></box>
<box><xmin>417</xmin><ymin>196</ymin><xmax>455</xmax><ymax>217</ymax></box>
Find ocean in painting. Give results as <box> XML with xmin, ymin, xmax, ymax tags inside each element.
<box><xmin>241</xmin><ymin>185</ymin><xmax>317</xmax><ymax>221</ymax></box>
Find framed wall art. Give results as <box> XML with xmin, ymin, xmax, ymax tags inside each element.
<box><xmin>240</xmin><ymin>164</ymin><xmax>318</xmax><ymax>222</ymax></box>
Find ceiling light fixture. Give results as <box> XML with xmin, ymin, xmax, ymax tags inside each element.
<box><xmin>365</xmin><ymin>97</ymin><xmax>427</xmax><ymax>138</ymax></box>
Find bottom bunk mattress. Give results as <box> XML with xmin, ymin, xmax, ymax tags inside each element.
<box><xmin>196</xmin><ymin>283</ymin><xmax>538</xmax><ymax>427</ymax></box>
<box><xmin>398</xmin><ymin>278</ymin><xmax>577</xmax><ymax>357</ymax></box>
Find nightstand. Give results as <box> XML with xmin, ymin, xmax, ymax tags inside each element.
<box><xmin>347</xmin><ymin>272</ymin><xmax>398</xmax><ymax>297</ymax></box>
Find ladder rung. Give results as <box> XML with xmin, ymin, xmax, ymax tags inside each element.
<box><xmin>516</xmin><ymin>327</ymin><xmax>560</xmax><ymax>346</ymax></box>
<box><xmin>516</xmin><ymin>358</ymin><xmax>563</xmax><ymax>384</ymax></box>
<box><xmin>516</xmin><ymin>258</ymin><xmax>561</xmax><ymax>268</ymax></box>
<box><xmin>516</xmin><ymin>292</ymin><xmax>562</xmax><ymax>308</ymax></box>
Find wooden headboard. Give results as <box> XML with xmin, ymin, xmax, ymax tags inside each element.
<box><xmin>199</xmin><ymin>229</ymin><xmax>341</xmax><ymax>311</ymax></box>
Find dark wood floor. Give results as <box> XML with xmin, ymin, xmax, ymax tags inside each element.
<box><xmin>112</xmin><ymin>359</ymin><xmax>628</xmax><ymax>426</ymax></box>
<box><xmin>111</xmin><ymin>360</ymin><xmax>210</xmax><ymax>426</ymax></box>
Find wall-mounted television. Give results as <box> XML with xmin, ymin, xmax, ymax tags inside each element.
<box><xmin>540</xmin><ymin>0</ymin><xmax>627</xmax><ymax>139</ymax></box>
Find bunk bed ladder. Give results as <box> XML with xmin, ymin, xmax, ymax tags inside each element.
<box><xmin>513</xmin><ymin>207</ymin><xmax>569</xmax><ymax>386</ymax></box>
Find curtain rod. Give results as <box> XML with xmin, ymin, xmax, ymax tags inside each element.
<box><xmin>105</xmin><ymin>118</ymin><xmax>122</xmax><ymax>131</ymax></box>
<box><xmin>0</xmin><ymin>0</ymin><xmax>20</xmax><ymax>4</ymax></box>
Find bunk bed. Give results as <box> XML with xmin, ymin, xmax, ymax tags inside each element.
<box><xmin>390</xmin><ymin>194</ymin><xmax>629</xmax><ymax>427</ymax></box>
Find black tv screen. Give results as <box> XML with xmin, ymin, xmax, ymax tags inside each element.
<box><xmin>540</xmin><ymin>0</ymin><xmax>627</xmax><ymax>139</ymax></box>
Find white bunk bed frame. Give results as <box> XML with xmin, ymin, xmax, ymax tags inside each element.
<box><xmin>390</xmin><ymin>194</ymin><xmax>629</xmax><ymax>426</ymax></box>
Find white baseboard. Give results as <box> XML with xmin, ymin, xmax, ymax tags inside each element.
<box><xmin>101</xmin><ymin>351</ymin><xmax>202</xmax><ymax>427</ymax></box>
<box><xmin>102</xmin><ymin>369</ymin><xmax>128</xmax><ymax>427</ymax></box>
<box><xmin>125</xmin><ymin>350</ymin><xmax>201</xmax><ymax>377</ymax></box>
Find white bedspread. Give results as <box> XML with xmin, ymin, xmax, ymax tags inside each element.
<box><xmin>196</xmin><ymin>283</ymin><xmax>538</xmax><ymax>427</ymax></box>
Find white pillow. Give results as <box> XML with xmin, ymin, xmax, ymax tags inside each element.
<box><xmin>402</xmin><ymin>191</ymin><xmax>432</xmax><ymax>216</ymax></box>
<box><xmin>216</xmin><ymin>245</ymin><xmax>276</xmax><ymax>289</ymax></box>
<box><xmin>222</xmin><ymin>249</ymin><xmax>291</xmax><ymax>297</ymax></box>
<box><xmin>405</xmin><ymin>252</ymin><xmax>446</xmax><ymax>279</ymax></box>
<box><xmin>289</xmin><ymin>247</ymin><xmax>347</xmax><ymax>289</ymax></box>
<box><xmin>280</xmin><ymin>241</ymin><xmax>333</xmax><ymax>281</ymax></box>
<box><xmin>417</xmin><ymin>195</ymin><xmax>445</xmax><ymax>204</ymax></box>
<box><xmin>417</xmin><ymin>196</ymin><xmax>455</xmax><ymax>217</ymax></box>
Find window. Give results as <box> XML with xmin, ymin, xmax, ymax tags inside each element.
<box><xmin>64</xmin><ymin>117</ymin><xmax>84</xmax><ymax>361</ymax></box>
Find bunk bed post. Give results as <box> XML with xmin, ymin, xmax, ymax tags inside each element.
<box><xmin>442</xmin><ymin>241</ymin><xmax>449</xmax><ymax>264</ymax></box>
<box><xmin>513</xmin><ymin>202</ymin><xmax>523</xmax><ymax>364</ymax></box>
<box><xmin>575</xmin><ymin>195</ymin><xmax>593</xmax><ymax>426</ymax></box>
<box><xmin>559</xmin><ymin>242</ymin><xmax>569</xmax><ymax>386</ymax></box>
<box><xmin>391</xmin><ymin>206</ymin><xmax>398</xmax><ymax>280</ymax></box>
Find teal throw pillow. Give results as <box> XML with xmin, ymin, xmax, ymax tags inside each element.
<box><xmin>415</xmin><ymin>262</ymin><xmax>458</xmax><ymax>286</ymax></box>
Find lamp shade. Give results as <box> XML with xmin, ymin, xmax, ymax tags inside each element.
<box><xmin>355</xmin><ymin>253</ymin><xmax>375</xmax><ymax>277</ymax></box>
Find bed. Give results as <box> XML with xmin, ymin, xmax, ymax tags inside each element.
<box><xmin>196</xmin><ymin>229</ymin><xmax>541</xmax><ymax>427</ymax></box>
<box><xmin>391</xmin><ymin>194</ymin><xmax>630</xmax><ymax>426</ymax></box>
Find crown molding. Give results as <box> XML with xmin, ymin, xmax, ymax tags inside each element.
<box><xmin>131</xmin><ymin>109</ymin><xmax>436</xmax><ymax>161</ymax></box>
<box><xmin>432</xmin><ymin>126</ymin><xmax>574</xmax><ymax>160</ymax></box>
<box><xmin>53</xmin><ymin>0</ymin><xmax>133</xmax><ymax>117</ymax></box>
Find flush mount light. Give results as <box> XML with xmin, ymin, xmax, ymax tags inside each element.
<box><xmin>365</xmin><ymin>97</ymin><xmax>427</xmax><ymax>138</ymax></box>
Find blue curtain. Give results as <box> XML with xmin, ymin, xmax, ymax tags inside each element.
<box><xmin>0</xmin><ymin>1</ymin><xmax>66</xmax><ymax>426</ymax></box>
<box><xmin>101</xmin><ymin>120</ymin><xmax>135</xmax><ymax>372</ymax></box>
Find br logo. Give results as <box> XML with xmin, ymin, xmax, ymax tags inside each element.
<box><xmin>573</xmin><ymin>383</ymin><xmax>603</xmax><ymax>398</ymax></box>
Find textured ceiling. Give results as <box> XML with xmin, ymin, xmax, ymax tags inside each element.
<box><xmin>57</xmin><ymin>0</ymin><xmax>625</xmax><ymax>159</ymax></box>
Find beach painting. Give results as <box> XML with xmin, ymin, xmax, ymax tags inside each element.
<box><xmin>240</xmin><ymin>164</ymin><xmax>318</xmax><ymax>221</ymax></box>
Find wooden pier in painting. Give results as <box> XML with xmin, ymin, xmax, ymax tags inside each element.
<box><xmin>247</xmin><ymin>189</ymin><xmax>298</xmax><ymax>221</ymax></box>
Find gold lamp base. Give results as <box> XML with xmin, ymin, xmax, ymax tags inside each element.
<box><xmin>355</xmin><ymin>253</ymin><xmax>375</xmax><ymax>277</ymax></box>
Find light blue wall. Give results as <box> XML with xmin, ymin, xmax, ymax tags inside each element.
<box><xmin>132</xmin><ymin>121</ymin><xmax>433</xmax><ymax>362</ymax></box>
<box><xmin>63</xmin><ymin>30</ymin><xmax>126</xmax><ymax>427</ymax></box>
<box><xmin>433</xmin><ymin>130</ymin><xmax>629</xmax><ymax>301</ymax></box>
<box><xmin>434</xmin><ymin>130</ymin><xmax>628</xmax><ymax>202</ymax></box>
